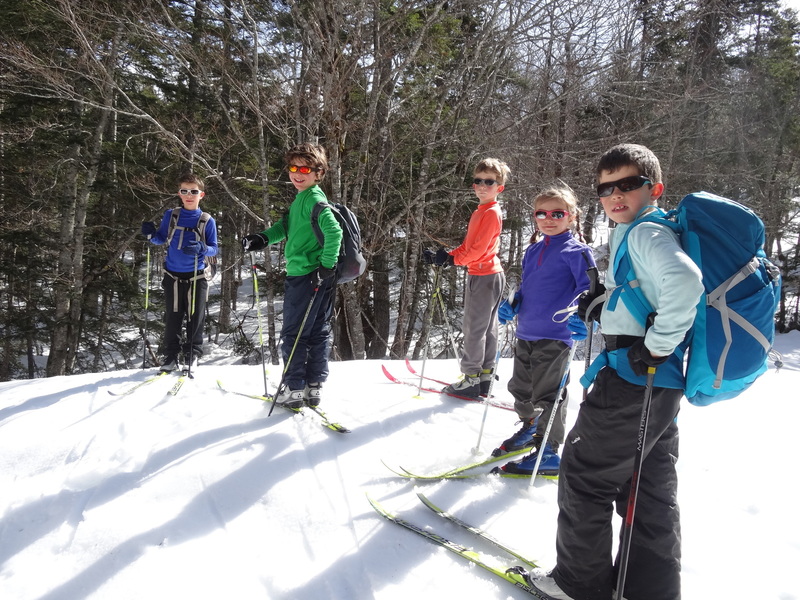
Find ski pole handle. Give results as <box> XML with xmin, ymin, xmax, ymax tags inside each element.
<box><xmin>586</xmin><ymin>265</ymin><xmax>599</xmax><ymax>296</ymax></box>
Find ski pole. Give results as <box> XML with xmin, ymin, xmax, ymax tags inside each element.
<box><xmin>141</xmin><ymin>243</ymin><xmax>152</xmax><ymax>370</ymax></box>
<box><xmin>582</xmin><ymin>254</ymin><xmax>599</xmax><ymax>402</ymax></box>
<box><xmin>417</xmin><ymin>265</ymin><xmax>443</xmax><ymax>395</ymax></box>
<box><xmin>434</xmin><ymin>274</ymin><xmax>460</xmax><ymax>361</ymax></box>
<box><xmin>185</xmin><ymin>253</ymin><xmax>199</xmax><ymax>379</ymax></box>
<box><xmin>528</xmin><ymin>338</ymin><xmax>580</xmax><ymax>487</ymax></box>
<box><xmin>268</xmin><ymin>277</ymin><xmax>320</xmax><ymax>417</ymax></box>
<box><xmin>251</xmin><ymin>254</ymin><xmax>270</xmax><ymax>398</ymax></box>
<box><xmin>472</xmin><ymin>284</ymin><xmax>516</xmax><ymax>455</ymax></box>
<box><xmin>615</xmin><ymin>364</ymin><xmax>657</xmax><ymax>599</ymax></box>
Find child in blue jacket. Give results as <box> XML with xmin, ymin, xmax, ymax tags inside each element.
<box><xmin>141</xmin><ymin>173</ymin><xmax>218</xmax><ymax>371</ymax></box>
<box><xmin>493</xmin><ymin>185</ymin><xmax>594</xmax><ymax>476</ymax></box>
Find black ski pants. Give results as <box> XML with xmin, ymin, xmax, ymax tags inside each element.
<box><xmin>552</xmin><ymin>366</ymin><xmax>682</xmax><ymax>600</ymax></box>
<box><xmin>162</xmin><ymin>272</ymin><xmax>208</xmax><ymax>359</ymax></box>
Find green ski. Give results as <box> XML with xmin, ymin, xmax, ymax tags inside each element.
<box><xmin>415</xmin><ymin>490</ymin><xmax>538</xmax><ymax>569</ymax></box>
<box><xmin>216</xmin><ymin>380</ymin><xmax>350</xmax><ymax>433</ymax></box>
<box><xmin>367</xmin><ymin>494</ymin><xmax>546</xmax><ymax>598</ymax></box>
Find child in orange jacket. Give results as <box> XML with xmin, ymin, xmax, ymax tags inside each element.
<box><xmin>425</xmin><ymin>158</ymin><xmax>509</xmax><ymax>397</ymax></box>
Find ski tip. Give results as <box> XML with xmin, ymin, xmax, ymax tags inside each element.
<box><xmin>365</xmin><ymin>492</ymin><xmax>391</xmax><ymax>516</ymax></box>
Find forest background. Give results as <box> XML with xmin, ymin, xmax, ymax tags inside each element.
<box><xmin>2</xmin><ymin>0</ymin><xmax>800</xmax><ymax>381</ymax></box>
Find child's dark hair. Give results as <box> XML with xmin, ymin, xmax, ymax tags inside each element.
<box><xmin>596</xmin><ymin>143</ymin><xmax>662</xmax><ymax>183</ymax></box>
<box><xmin>529</xmin><ymin>185</ymin><xmax>581</xmax><ymax>244</ymax></box>
<box><xmin>285</xmin><ymin>143</ymin><xmax>328</xmax><ymax>178</ymax></box>
<box><xmin>179</xmin><ymin>172</ymin><xmax>204</xmax><ymax>191</ymax></box>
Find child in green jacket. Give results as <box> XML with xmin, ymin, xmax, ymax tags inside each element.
<box><xmin>242</xmin><ymin>143</ymin><xmax>343</xmax><ymax>408</ymax></box>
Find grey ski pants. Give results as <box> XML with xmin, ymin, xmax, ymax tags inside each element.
<box><xmin>460</xmin><ymin>271</ymin><xmax>505</xmax><ymax>375</ymax></box>
<box><xmin>507</xmin><ymin>337</ymin><xmax>571</xmax><ymax>448</ymax></box>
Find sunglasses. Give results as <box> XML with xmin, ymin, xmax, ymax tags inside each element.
<box><xmin>287</xmin><ymin>165</ymin><xmax>321</xmax><ymax>174</ymax></box>
<box><xmin>596</xmin><ymin>175</ymin><xmax>651</xmax><ymax>198</ymax></box>
<box><xmin>179</xmin><ymin>189</ymin><xmax>202</xmax><ymax>195</ymax></box>
<box><xmin>534</xmin><ymin>209</ymin><xmax>570</xmax><ymax>220</ymax></box>
<box><xmin>473</xmin><ymin>178</ymin><xmax>498</xmax><ymax>186</ymax></box>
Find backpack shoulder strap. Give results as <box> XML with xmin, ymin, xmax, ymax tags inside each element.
<box><xmin>196</xmin><ymin>211</ymin><xmax>211</xmax><ymax>242</ymax></box>
<box><xmin>166</xmin><ymin>207</ymin><xmax>182</xmax><ymax>245</ymax></box>
<box><xmin>608</xmin><ymin>207</ymin><xmax>676</xmax><ymax>327</ymax></box>
<box><xmin>310</xmin><ymin>201</ymin><xmax>332</xmax><ymax>247</ymax></box>
<box><xmin>166</xmin><ymin>208</ymin><xmax>212</xmax><ymax>246</ymax></box>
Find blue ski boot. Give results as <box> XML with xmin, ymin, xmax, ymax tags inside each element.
<box><xmin>495</xmin><ymin>442</ymin><xmax>560</xmax><ymax>478</ymax></box>
<box><xmin>491</xmin><ymin>417</ymin><xmax>540</xmax><ymax>457</ymax></box>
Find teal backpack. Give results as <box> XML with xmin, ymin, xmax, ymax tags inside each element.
<box><xmin>607</xmin><ymin>191</ymin><xmax>781</xmax><ymax>406</ymax></box>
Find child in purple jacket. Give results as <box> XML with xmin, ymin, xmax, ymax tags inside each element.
<box><xmin>493</xmin><ymin>185</ymin><xmax>595</xmax><ymax>476</ymax></box>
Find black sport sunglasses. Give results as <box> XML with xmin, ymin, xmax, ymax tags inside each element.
<box><xmin>596</xmin><ymin>175</ymin><xmax>651</xmax><ymax>198</ymax></box>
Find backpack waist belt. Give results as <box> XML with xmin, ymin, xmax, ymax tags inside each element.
<box><xmin>603</xmin><ymin>334</ymin><xmax>639</xmax><ymax>352</ymax></box>
<box><xmin>165</xmin><ymin>271</ymin><xmax>206</xmax><ymax>312</ymax></box>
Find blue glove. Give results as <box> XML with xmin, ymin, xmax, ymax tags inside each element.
<box><xmin>141</xmin><ymin>222</ymin><xmax>157</xmax><ymax>237</ymax></box>
<box><xmin>182</xmin><ymin>240</ymin><xmax>207</xmax><ymax>256</ymax></box>
<box><xmin>498</xmin><ymin>299</ymin><xmax>519</xmax><ymax>324</ymax></box>
<box><xmin>567</xmin><ymin>313</ymin><xmax>588</xmax><ymax>341</ymax></box>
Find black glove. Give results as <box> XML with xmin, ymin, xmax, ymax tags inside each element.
<box><xmin>627</xmin><ymin>338</ymin><xmax>670</xmax><ymax>376</ymax></box>
<box><xmin>141</xmin><ymin>222</ymin><xmax>157</xmax><ymax>237</ymax></box>
<box><xmin>182</xmin><ymin>240</ymin><xmax>207</xmax><ymax>256</ymax></box>
<box><xmin>314</xmin><ymin>265</ymin><xmax>337</xmax><ymax>286</ymax></box>
<box><xmin>242</xmin><ymin>233</ymin><xmax>268</xmax><ymax>252</ymax></box>
<box><xmin>422</xmin><ymin>248</ymin><xmax>454</xmax><ymax>267</ymax></box>
<box><xmin>577</xmin><ymin>283</ymin><xmax>606</xmax><ymax>323</ymax></box>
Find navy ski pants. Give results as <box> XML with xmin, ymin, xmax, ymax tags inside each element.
<box><xmin>281</xmin><ymin>273</ymin><xmax>335</xmax><ymax>391</ymax></box>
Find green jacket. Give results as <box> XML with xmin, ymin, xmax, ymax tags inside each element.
<box><xmin>263</xmin><ymin>185</ymin><xmax>343</xmax><ymax>276</ymax></box>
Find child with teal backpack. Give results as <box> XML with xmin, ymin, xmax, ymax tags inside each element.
<box><xmin>527</xmin><ymin>144</ymin><xmax>704</xmax><ymax>600</ymax></box>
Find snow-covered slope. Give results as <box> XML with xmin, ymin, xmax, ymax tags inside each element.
<box><xmin>1</xmin><ymin>333</ymin><xmax>799</xmax><ymax>600</ymax></box>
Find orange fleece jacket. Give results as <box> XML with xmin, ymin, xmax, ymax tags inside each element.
<box><xmin>450</xmin><ymin>201</ymin><xmax>503</xmax><ymax>275</ymax></box>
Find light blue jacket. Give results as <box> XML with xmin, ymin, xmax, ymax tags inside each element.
<box><xmin>603</xmin><ymin>218</ymin><xmax>703</xmax><ymax>357</ymax></box>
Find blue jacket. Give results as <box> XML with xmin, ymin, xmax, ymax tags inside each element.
<box><xmin>150</xmin><ymin>207</ymin><xmax>219</xmax><ymax>274</ymax></box>
<box><xmin>516</xmin><ymin>231</ymin><xmax>594</xmax><ymax>346</ymax></box>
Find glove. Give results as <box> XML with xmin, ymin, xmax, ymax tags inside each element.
<box><xmin>434</xmin><ymin>248</ymin><xmax>454</xmax><ymax>267</ymax></box>
<box><xmin>567</xmin><ymin>313</ymin><xmax>588</xmax><ymax>341</ymax></box>
<box><xmin>141</xmin><ymin>222</ymin><xmax>157</xmax><ymax>237</ymax></box>
<box><xmin>181</xmin><ymin>240</ymin><xmax>207</xmax><ymax>256</ymax></box>
<box><xmin>627</xmin><ymin>337</ymin><xmax>670</xmax><ymax>376</ymax></box>
<box><xmin>315</xmin><ymin>265</ymin><xmax>337</xmax><ymax>285</ymax></box>
<box><xmin>242</xmin><ymin>233</ymin><xmax>268</xmax><ymax>252</ymax></box>
<box><xmin>498</xmin><ymin>299</ymin><xmax>519</xmax><ymax>324</ymax></box>
<box><xmin>577</xmin><ymin>283</ymin><xmax>606</xmax><ymax>323</ymax></box>
<box><xmin>423</xmin><ymin>248</ymin><xmax>454</xmax><ymax>267</ymax></box>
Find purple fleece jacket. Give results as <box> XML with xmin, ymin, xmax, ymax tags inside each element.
<box><xmin>515</xmin><ymin>231</ymin><xmax>595</xmax><ymax>346</ymax></box>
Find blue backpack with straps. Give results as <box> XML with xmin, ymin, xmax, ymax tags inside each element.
<box><xmin>609</xmin><ymin>191</ymin><xmax>781</xmax><ymax>406</ymax></box>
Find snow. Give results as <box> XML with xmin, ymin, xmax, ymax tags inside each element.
<box><xmin>1</xmin><ymin>333</ymin><xmax>799</xmax><ymax>600</ymax></box>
